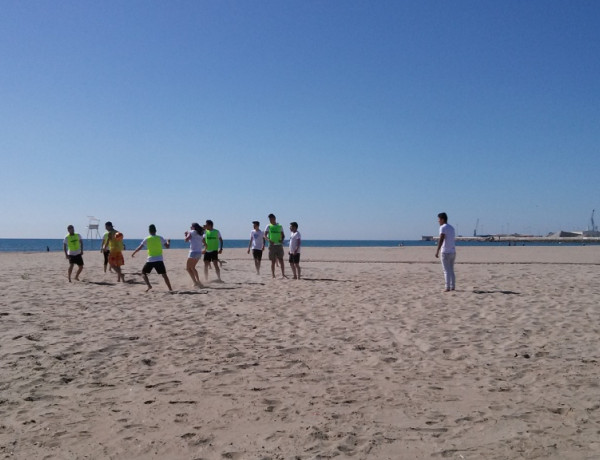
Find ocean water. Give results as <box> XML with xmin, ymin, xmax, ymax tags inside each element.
<box><xmin>0</xmin><ymin>238</ymin><xmax>592</xmax><ymax>253</ymax></box>
<box><xmin>1</xmin><ymin>238</ymin><xmax>419</xmax><ymax>252</ymax></box>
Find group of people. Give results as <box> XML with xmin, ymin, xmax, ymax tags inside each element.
<box><xmin>248</xmin><ymin>214</ymin><xmax>302</xmax><ymax>280</ymax></box>
<box><xmin>62</xmin><ymin>213</ymin><xmax>303</xmax><ymax>292</ymax></box>
<box><xmin>64</xmin><ymin>212</ymin><xmax>455</xmax><ymax>292</ymax></box>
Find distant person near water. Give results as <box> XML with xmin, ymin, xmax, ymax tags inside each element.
<box><xmin>247</xmin><ymin>221</ymin><xmax>265</xmax><ymax>275</ymax></box>
<box><xmin>202</xmin><ymin>220</ymin><xmax>223</xmax><ymax>282</ymax></box>
<box><xmin>101</xmin><ymin>221</ymin><xmax>125</xmax><ymax>283</ymax></box>
<box><xmin>184</xmin><ymin>222</ymin><xmax>204</xmax><ymax>287</ymax></box>
<box><xmin>131</xmin><ymin>224</ymin><xmax>173</xmax><ymax>292</ymax></box>
<box><xmin>288</xmin><ymin>221</ymin><xmax>301</xmax><ymax>279</ymax></box>
<box><xmin>435</xmin><ymin>212</ymin><xmax>456</xmax><ymax>292</ymax></box>
<box><xmin>63</xmin><ymin>225</ymin><xmax>84</xmax><ymax>282</ymax></box>
<box><xmin>265</xmin><ymin>213</ymin><xmax>286</xmax><ymax>278</ymax></box>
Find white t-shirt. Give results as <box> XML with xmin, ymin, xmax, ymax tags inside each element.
<box><xmin>188</xmin><ymin>230</ymin><xmax>204</xmax><ymax>252</ymax></box>
<box><xmin>250</xmin><ymin>229</ymin><xmax>264</xmax><ymax>250</ymax></box>
<box><xmin>439</xmin><ymin>223</ymin><xmax>456</xmax><ymax>254</ymax></box>
<box><xmin>289</xmin><ymin>231</ymin><xmax>301</xmax><ymax>254</ymax></box>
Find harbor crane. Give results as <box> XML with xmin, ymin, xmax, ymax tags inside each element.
<box><xmin>473</xmin><ymin>218</ymin><xmax>479</xmax><ymax>237</ymax></box>
<box><xmin>591</xmin><ymin>210</ymin><xmax>597</xmax><ymax>232</ymax></box>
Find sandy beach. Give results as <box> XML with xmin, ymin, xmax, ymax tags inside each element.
<box><xmin>1</xmin><ymin>245</ymin><xmax>599</xmax><ymax>459</ymax></box>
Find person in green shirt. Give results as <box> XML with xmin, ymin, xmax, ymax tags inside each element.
<box><xmin>265</xmin><ymin>213</ymin><xmax>286</xmax><ymax>279</ymax></box>
<box><xmin>131</xmin><ymin>224</ymin><xmax>173</xmax><ymax>292</ymax></box>
<box><xmin>202</xmin><ymin>219</ymin><xmax>223</xmax><ymax>282</ymax></box>
<box><xmin>63</xmin><ymin>225</ymin><xmax>84</xmax><ymax>282</ymax></box>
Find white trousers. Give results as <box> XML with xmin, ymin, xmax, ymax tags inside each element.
<box><xmin>441</xmin><ymin>252</ymin><xmax>456</xmax><ymax>290</ymax></box>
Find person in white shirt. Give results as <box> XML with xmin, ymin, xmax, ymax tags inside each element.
<box><xmin>247</xmin><ymin>221</ymin><xmax>265</xmax><ymax>275</ymax></box>
<box><xmin>435</xmin><ymin>212</ymin><xmax>456</xmax><ymax>291</ymax></box>
<box><xmin>288</xmin><ymin>222</ymin><xmax>302</xmax><ymax>280</ymax></box>
<box><xmin>184</xmin><ymin>222</ymin><xmax>205</xmax><ymax>287</ymax></box>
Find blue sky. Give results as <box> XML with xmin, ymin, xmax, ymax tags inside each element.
<box><xmin>1</xmin><ymin>0</ymin><xmax>599</xmax><ymax>239</ymax></box>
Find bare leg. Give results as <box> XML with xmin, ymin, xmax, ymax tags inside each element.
<box><xmin>142</xmin><ymin>273</ymin><xmax>152</xmax><ymax>292</ymax></box>
<box><xmin>75</xmin><ymin>265</ymin><xmax>83</xmax><ymax>281</ymax></box>
<box><xmin>186</xmin><ymin>258</ymin><xmax>202</xmax><ymax>286</ymax></box>
<box><xmin>279</xmin><ymin>257</ymin><xmax>286</xmax><ymax>278</ymax></box>
<box><xmin>270</xmin><ymin>259</ymin><xmax>276</xmax><ymax>278</ymax></box>
<box><xmin>192</xmin><ymin>262</ymin><xmax>201</xmax><ymax>285</ymax></box>
<box><xmin>212</xmin><ymin>260</ymin><xmax>221</xmax><ymax>281</ymax></box>
<box><xmin>204</xmin><ymin>260</ymin><xmax>210</xmax><ymax>280</ymax></box>
<box><xmin>162</xmin><ymin>274</ymin><xmax>173</xmax><ymax>291</ymax></box>
<box><xmin>67</xmin><ymin>264</ymin><xmax>74</xmax><ymax>282</ymax></box>
<box><xmin>113</xmin><ymin>265</ymin><xmax>124</xmax><ymax>282</ymax></box>
<box><xmin>290</xmin><ymin>263</ymin><xmax>300</xmax><ymax>279</ymax></box>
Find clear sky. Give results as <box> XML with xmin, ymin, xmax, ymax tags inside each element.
<box><xmin>1</xmin><ymin>0</ymin><xmax>599</xmax><ymax>240</ymax></box>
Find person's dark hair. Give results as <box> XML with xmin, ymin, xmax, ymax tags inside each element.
<box><xmin>290</xmin><ymin>222</ymin><xmax>298</xmax><ymax>229</ymax></box>
<box><xmin>149</xmin><ymin>224</ymin><xmax>157</xmax><ymax>234</ymax></box>
<box><xmin>268</xmin><ymin>213</ymin><xmax>276</xmax><ymax>219</ymax></box>
<box><xmin>438</xmin><ymin>212</ymin><xmax>448</xmax><ymax>222</ymax></box>
<box><xmin>191</xmin><ymin>222</ymin><xmax>203</xmax><ymax>234</ymax></box>
<box><xmin>205</xmin><ymin>220</ymin><xmax>213</xmax><ymax>226</ymax></box>
<box><xmin>252</xmin><ymin>221</ymin><xmax>260</xmax><ymax>226</ymax></box>
<box><xmin>105</xmin><ymin>221</ymin><xmax>113</xmax><ymax>227</ymax></box>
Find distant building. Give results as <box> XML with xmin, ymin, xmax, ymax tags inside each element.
<box><xmin>547</xmin><ymin>231</ymin><xmax>582</xmax><ymax>238</ymax></box>
<box><xmin>583</xmin><ymin>230</ymin><xmax>600</xmax><ymax>237</ymax></box>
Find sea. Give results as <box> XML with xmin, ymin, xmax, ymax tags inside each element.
<box><xmin>0</xmin><ymin>238</ymin><xmax>594</xmax><ymax>253</ymax></box>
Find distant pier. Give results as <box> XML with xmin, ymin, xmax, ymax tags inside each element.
<box><xmin>422</xmin><ymin>235</ymin><xmax>600</xmax><ymax>244</ymax></box>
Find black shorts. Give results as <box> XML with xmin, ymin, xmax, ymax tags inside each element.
<box><xmin>142</xmin><ymin>261</ymin><xmax>167</xmax><ymax>275</ymax></box>
<box><xmin>252</xmin><ymin>249</ymin><xmax>263</xmax><ymax>260</ymax></box>
<box><xmin>103</xmin><ymin>249</ymin><xmax>110</xmax><ymax>264</ymax></box>
<box><xmin>68</xmin><ymin>254</ymin><xmax>84</xmax><ymax>266</ymax></box>
<box><xmin>204</xmin><ymin>251</ymin><xmax>219</xmax><ymax>262</ymax></box>
<box><xmin>289</xmin><ymin>253</ymin><xmax>300</xmax><ymax>264</ymax></box>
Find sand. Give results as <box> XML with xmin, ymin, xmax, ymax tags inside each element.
<box><xmin>1</xmin><ymin>245</ymin><xmax>599</xmax><ymax>459</ymax></box>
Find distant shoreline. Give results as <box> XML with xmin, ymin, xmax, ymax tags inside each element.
<box><xmin>2</xmin><ymin>237</ymin><xmax>599</xmax><ymax>253</ymax></box>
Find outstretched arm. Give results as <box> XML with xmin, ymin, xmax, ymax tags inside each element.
<box><xmin>131</xmin><ymin>243</ymin><xmax>144</xmax><ymax>258</ymax></box>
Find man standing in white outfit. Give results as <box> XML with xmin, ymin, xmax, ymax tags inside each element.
<box><xmin>435</xmin><ymin>212</ymin><xmax>456</xmax><ymax>292</ymax></box>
